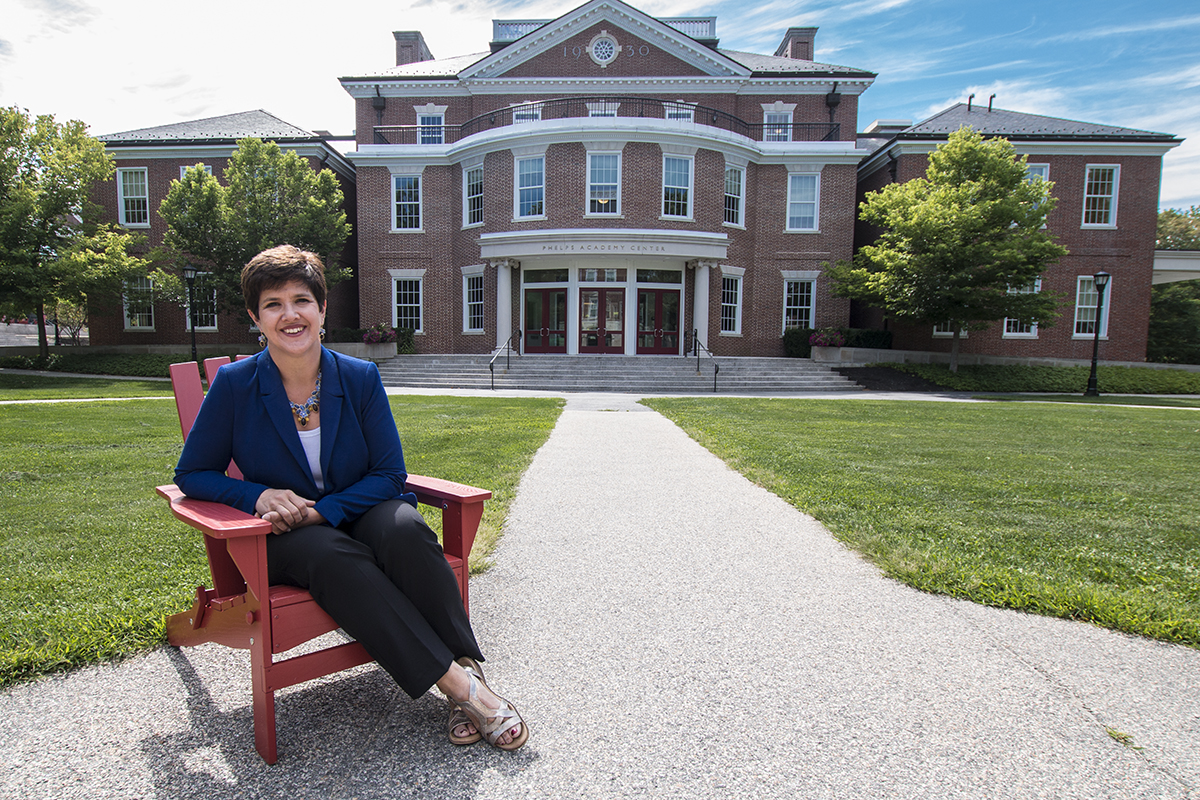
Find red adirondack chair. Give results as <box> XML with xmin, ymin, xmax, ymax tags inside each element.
<box><xmin>157</xmin><ymin>356</ymin><xmax>490</xmax><ymax>764</ymax></box>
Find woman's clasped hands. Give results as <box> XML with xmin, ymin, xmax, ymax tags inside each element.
<box><xmin>255</xmin><ymin>488</ymin><xmax>325</xmax><ymax>534</ymax></box>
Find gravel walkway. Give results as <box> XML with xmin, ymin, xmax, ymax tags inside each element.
<box><xmin>2</xmin><ymin>392</ymin><xmax>1198</xmax><ymax>799</ymax></box>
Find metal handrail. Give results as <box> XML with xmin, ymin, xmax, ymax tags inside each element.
<box><xmin>692</xmin><ymin>330</ymin><xmax>719</xmax><ymax>392</ymax></box>
<box><xmin>488</xmin><ymin>330</ymin><xmax>521</xmax><ymax>390</ymax></box>
<box><xmin>373</xmin><ymin>97</ymin><xmax>841</xmax><ymax>145</ymax></box>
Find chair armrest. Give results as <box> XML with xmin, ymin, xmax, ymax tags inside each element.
<box><xmin>405</xmin><ymin>473</ymin><xmax>492</xmax><ymax>507</ymax></box>
<box><xmin>156</xmin><ymin>484</ymin><xmax>273</xmax><ymax>539</ymax></box>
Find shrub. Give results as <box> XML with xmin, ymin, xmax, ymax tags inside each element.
<box><xmin>845</xmin><ymin>328</ymin><xmax>893</xmax><ymax>349</ymax></box>
<box><xmin>888</xmin><ymin>363</ymin><xmax>1200</xmax><ymax>394</ymax></box>
<box><xmin>783</xmin><ymin>327</ymin><xmax>816</xmax><ymax>358</ymax></box>
<box><xmin>396</xmin><ymin>328</ymin><xmax>416</xmax><ymax>354</ymax></box>
<box><xmin>363</xmin><ymin>323</ymin><xmax>397</xmax><ymax>344</ymax></box>
<box><xmin>810</xmin><ymin>328</ymin><xmax>847</xmax><ymax>348</ymax></box>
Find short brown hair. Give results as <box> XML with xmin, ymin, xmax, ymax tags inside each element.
<box><xmin>241</xmin><ymin>245</ymin><xmax>328</xmax><ymax>313</ymax></box>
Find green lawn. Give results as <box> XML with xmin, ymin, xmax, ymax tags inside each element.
<box><xmin>644</xmin><ymin>398</ymin><xmax>1200</xmax><ymax>647</ymax></box>
<box><xmin>976</xmin><ymin>394</ymin><xmax>1200</xmax><ymax>409</ymax></box>
<box><xmin>0</xmin><ymin>372</ymin><xmax>173</xmax><ymax>400</ymax></box>
<box><xmin>0</xmin><ymin>394</ymin><xmax>561</xmax><ymax>687</ymax></box>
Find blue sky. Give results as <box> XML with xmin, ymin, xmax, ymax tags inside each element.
<box><xmin>2</xmin><ymin>0</ymin><xmax>1196</xmax><ymax>208</ymax></box>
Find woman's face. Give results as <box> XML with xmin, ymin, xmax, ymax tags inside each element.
<box><xmin>251</xmin><ymin>279</ymin><xmax>326</xmax><ymax>359</ymax></box>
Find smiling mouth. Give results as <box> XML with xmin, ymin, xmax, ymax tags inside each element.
<box><xmin>282</xmin><ymin>326</ymin><xmax>306</xmax><ymax>335</ymax></box>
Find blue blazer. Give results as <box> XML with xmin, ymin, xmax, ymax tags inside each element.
<box><xmin>174</xmin><ymin>348</ymin><xmax>416</xmax><ymax>528</ymax></box>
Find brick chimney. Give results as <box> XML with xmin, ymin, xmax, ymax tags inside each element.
<box><xmin>774</xmin><ymin>27</ymin><xmax>817</xmax><ymax>61</ymax></box>
<box><xmin>394</xmin><ymin>31</ymin><xmax>434</xmax><ymax>66</ymax></box>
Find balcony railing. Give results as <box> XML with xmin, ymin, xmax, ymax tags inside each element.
<box><xmin>372</xmin><ymin>97</ymin><xmax>841</xmax><ymax>145</ymax></box>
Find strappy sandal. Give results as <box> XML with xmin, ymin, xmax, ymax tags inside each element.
<box><xmin>448</xmin><ymin>698</ymin><xmax>481</xmax><ymax>746</ymax></box>
<box><xmin>456</xmin><ymin>667</ymin><xmax>529</xmax><ymax>752</ymax></box>
<box><xmin>447</xmin><ymin>657</ymin><xmax>486</xmax><ymax>746</ymax></box>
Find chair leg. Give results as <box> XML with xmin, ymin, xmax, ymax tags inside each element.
<box><xmin>250</xmin><ymin>636</ymin><xmax>278</xmax><ymax>764</ymax></box>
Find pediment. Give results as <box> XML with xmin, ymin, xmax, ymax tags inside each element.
<box><xmin>460</xmin><ymin>0</ymin><xmax>749</xmax><ymax>81</ymax></box>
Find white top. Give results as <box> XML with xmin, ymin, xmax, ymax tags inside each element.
<box><xmin>296</xmin><ymin>426</ymin><xmax>324</xmax><ymax>492</ymax></box>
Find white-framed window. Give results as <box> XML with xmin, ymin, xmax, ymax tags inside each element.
<box><xmin>666</xmin><ymin>101</ymin><xmax>694</xmax><ymax>122</ymax></box>
<box><xmin>392</xmin><ymin>174</ymin><xmax>422</xmax><ymax>231</ymax></box>
<box><xmin>721</xmin><ymin>275</ymin><xmax>742</xmax><ymax>334</ymax></box>
<box><xmin>1026</xmin><ymin>163</ymin><xmax>1049</xmax><ymax>182</ymax></box>
<box><xmin>587</xmin><ymin>152</ymin><xmax>621</xmax><ymax>215</ymax></box>
<box><xmin>117</xmin><ymin>168</ymin><xmax>149</xmax><ymax>227</ymax></box>
<box><xmin>787</xmin><ymin>173</ymin><xmax>820</xmax><ymax>231</ymax></box>
<box><xmin>719</xmin><ymin>266</ymin><xmax>745</xmax><ymax>335</ymax></box>
<box><xmin>419</xmin><ymin>113</ymin><xmax>444</xmax><ymax>145</ymax></box>
<box><xmin>764</xmin><ymin>112</ymin><xmax>792</xmax><ymax>142</ymax></box>
<box><xmin>463</xmin><ymin>165</ymin><xmax>484</xmax><ymax>227</ymax></box>
<box><xmin>662</xmin><ymin>155</ymin><xmax>693</xmax><ymax>219</ymax></box>
<box><xmin>462</xmin><ymin>265</ymin><xmax>485</xmax><ymax>333</ymax></box>
<box><xmin>515</xmin><ymin>156</ymin><xmax>545</xmax><ymax>219</ymax></box>
<box><xmin>1074</xmin><ymin>275</ymin><xmax>1111</xmax><ymax>338</ymax></box>
<box><xmin>1082</xmin><ymin>165</ymin><xmax>1119</xmax><ymax>228</ymax></box>
<box><xmin>185</xmin><ymin>272</ymin><xmax>218</xmax><ymax>332</ymax></box>
<box><xmin>783</xmin><ymin>279</ymin><xmax>815</xmax><ymax>331</ymax></box>
<box><xmin>586</xmin><ymin>101</ymin><xmax>620</xmax><ymax>118</ymax></box>
<box><xmin>724</xmin><ymin>166</ymin><xmax>744</xmax><ymax>226</ymax></box>
<box><xmin>391</xmin><ymin>270</ymin><xmax>425</xmax><ymax>333</ymax></box>
<box><xmin>179</xmin><ymin>164</ymin><xmax>213</xmax><ymax>180</ymax></box>
<box><xmin>933</xmin><ymin>322</ymin><xmax>965</xmax><ymax>338</ymax></box>
<box><xmin>123</xmin><ymin>277</ymin><xmax>155</xmax><ymax>330</ymax></box>
<box><xmin>1003</xmin><ymin>279</ymin><xmax>1042</xmax><ymax>338</ymax></box>
<box><xmin>512</xmin><ymin>103</ymin><xmax>542</xmax><ymax>123</ymax></box>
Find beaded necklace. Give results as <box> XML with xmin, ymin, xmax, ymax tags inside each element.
<box><xmin>289</xmin><ymin>371</ymin><xmax>321</xmax><ymax>427</ymax></box>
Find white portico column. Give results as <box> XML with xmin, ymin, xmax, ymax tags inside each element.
<box><xmin>491</xmin><ymin>259</ymin><xmax>515</xmax><ymax>350</ymax></box>
<box><xmin>691</xmin><ymin>260</ymin><xmax>714</xmax><ymax>351</ymax></box>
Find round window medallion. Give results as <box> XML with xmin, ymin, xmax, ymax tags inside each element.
<box><xmin>588</xmin><ymin>32</ymin><xmax>621</xmax><ymax>67</ymax></box>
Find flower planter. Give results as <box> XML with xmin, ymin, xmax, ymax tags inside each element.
<box><xmin>324</xmin><ymin>342</ymin><xmax>397</xmax><ymax>361</ymax></box>
<box><xmin>810</xmin><ymin>345</ymin><xmax>844</xmax><ymax>363</ymax></box>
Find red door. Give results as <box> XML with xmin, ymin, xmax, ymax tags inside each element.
<box><xmin>579</xmin><ymin>288</ymin><xmax>624</xmax><ymax>354</ymax></box>
<box><xmin>524</xmin><ymin>288</ymin><xmax>567</xmax><ymax>353</ymax></box>
<box><xmin>636</xmin><ymin>289</ymin><xmax>681</xmax><ymax>354</ymax></box>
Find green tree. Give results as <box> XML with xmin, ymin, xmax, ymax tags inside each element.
<box><xmin>1156</xmin><ymin>206</ymin><xmax>1200</xmax><ymax>250</ymax></box>
<box><xmin>1149</xmin><ymin>207</ymin><xmax>1200</xmax><ymax>363</ymax></box>
<box><xmin>828</xmin><ymin>126</ymin><xmax>1068</xmax><ymax>371</ymax></box>
<box><xmin>156</xmin><ymin>138</ymin><xmax>351</xmax><ymax>314</ymax></box>
<box><xmin>0</xmin><ymin>106</ymin><xmax>147</xmax><ymax>357</ymax></box>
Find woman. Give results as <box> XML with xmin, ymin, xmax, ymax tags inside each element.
<box><xmin>174</xmin><ymin>244</ymin><xmax>527</xmax><ymax>751</ymax></box>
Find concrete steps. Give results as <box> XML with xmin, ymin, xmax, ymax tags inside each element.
<box><xmin>376</xmin><ymin>354</ymin><xmax>862</xmax><ymax>393</ymax></box>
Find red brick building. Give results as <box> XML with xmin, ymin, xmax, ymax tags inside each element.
<box><xmin>87</xmin><ymin>0</ymin><xmax>1182</xmax><ymax>364</ymax></box>
<box><xmin>339</xmin><ymin>0</ymin><xmax>873</xmax><ymax>357</ymax></box>
<box><xmin>88</xmin><ymin>110</ymin><xmax>358</xmax><ymax>348</ymax></box>
<box><xmin>856</xmin><ymin>104</ymin><xmax>1181</xmax><ymax>362</ymax></box>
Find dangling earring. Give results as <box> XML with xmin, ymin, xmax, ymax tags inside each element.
<box><xmin>258</xmin><ymin>333</ymin><xmax>267</xmax><ymax>349</ymax></box>
<box><xmin>319</xmin><ymin>327</ymin><xmax>326</xmax><ymax>341</ymax></box>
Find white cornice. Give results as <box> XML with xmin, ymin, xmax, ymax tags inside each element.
<box><xmin>342</xmin><ymin>76</ymin><xmax>872</xmax><ymax>99</ymax></box>
<box><xmin>347</xmin><ymin>117</ymin><xmax>867</xmax><ymax>170</ymax></box>
<box><xmin>102</xmin><ymin>142</ymin><xmax>357</xmax><ymax>181</ymax></box>
<box><xmin>478</xmin><ymin>227</ymin><xmax>729</xmax><ymax>260</ymax></box>
<box><xmin>859</xmin><ymin>138</ymin><xmax>1181</xmax><ymax>179</ymax></box>
<box><xmin>1153</xmin><ymin>250</ymin><xmax>1200</xmax><ymax>284</ymax></box>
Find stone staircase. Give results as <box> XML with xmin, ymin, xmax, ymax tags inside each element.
<box><xmin>376</xmin><ymin>354</ymin><xmax>862</xmax><ymax>393</ymax></box>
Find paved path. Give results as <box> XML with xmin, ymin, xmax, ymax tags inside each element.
<box><xmin>2</xmin><ymin>392</ymin><xmax>1198</xmax><ymax>799</ymax></box>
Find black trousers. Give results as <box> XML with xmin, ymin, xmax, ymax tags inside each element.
<box><xmin>266</xmin><ymin>499</ymin><xmax>483</xmax><ymax>699</ymax></box>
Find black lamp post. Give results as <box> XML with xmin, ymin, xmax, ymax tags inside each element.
<box><xmin>181</xmin><ymin>265</ymin><xmax>198</xmax><ymax>363</ymax></box>
<box><xmin>1084</xmin><ymin>271</ymin><xmax>1111</xmax><ymax>397</ymax></box>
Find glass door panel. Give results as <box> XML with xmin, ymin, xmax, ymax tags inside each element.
<box><xmin>580</xmin><ymin>288</ymin><xmax>624</xmax><ymax>354</ymax></box>
<box><xmin>636</xmin><ymin>289</ymin><xmax>681</xmax><ymax>354</ymax></box>
<box><xmin>524</xmin><ymin>288</ymin><xmax>566</xmax><ymax>353</ymax></box>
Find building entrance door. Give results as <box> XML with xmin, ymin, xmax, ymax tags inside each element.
<box><xmin>636</xmin><ymin>289</ymin><xmax>681</xmax><ymax>354</ymax></box>
<box><xmin>579</xmin><ymin>288</ymin><xmax>624</xmax><ymax>354</ymax></box>
<box><xmin>523</xmin><ymin>288</ymin><xmax>567</xmax><ymax>353</ymax></box>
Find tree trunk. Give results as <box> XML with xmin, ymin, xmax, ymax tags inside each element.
<box><xmin>35</xmin><ymin>301</ymin><xmax>49</xmax><ymax>361</ymax></box>
<box><xmin>949</xmin><ymin>329</ymin><xmax>961</xmax><ymax>373</ymax></box>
